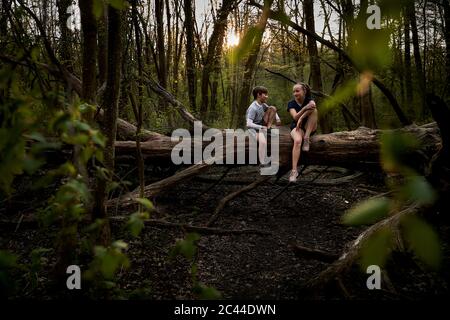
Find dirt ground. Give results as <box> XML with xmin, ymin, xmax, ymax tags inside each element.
<box><xmin>1</xmin><ymin>164</ymin><xmax>449</xmax><ymax>300</ymax></box>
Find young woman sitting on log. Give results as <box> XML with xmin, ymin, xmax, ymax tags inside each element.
<box><xmin>287</xmin><ymin>83</ymin><xmax>318</xmax><ymax>183</ymax></box>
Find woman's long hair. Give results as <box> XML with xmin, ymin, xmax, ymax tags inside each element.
<box><xmin>297</xmin><ymin>82</ymin><xmax>312</xmax><ymax>100</ymax></box>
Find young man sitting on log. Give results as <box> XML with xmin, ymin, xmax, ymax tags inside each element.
<box><xmin>246</xmin><ymin>86</ymin><xmax>282</xmax><ymax>167</ymax></box>
<box><xmin>287</xmin><ymin>83</ymin><xmax>318</xmax><ymax>183</ymax></box>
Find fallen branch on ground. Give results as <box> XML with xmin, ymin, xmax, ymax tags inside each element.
<box><xmin>302</xmin><ymin>204</ymin><xmax>419</xmax><ymax>291</ymax></box>
<box><xmin>109</xmin><ymin>216</ymin><xmax>271</xmax><ymax>236</ymax></box>
<box><xmin>291</xmin><ymin>243</ymin><xmax>340</xmax><ymax>263</ymax></box>
<box><xmin>206</xmin><ymin>176</ymin><xmax>272</xmax><ymax>227</ymax></box>
<box><xmin>108</xmin><ymin>161</ymin><xmax>215</xmax><ymax>210</ymax></box>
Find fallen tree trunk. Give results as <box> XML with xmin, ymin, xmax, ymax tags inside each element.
<box><xmin>110</xmin><ymin>124</ymin><xmax>440</xmax><ymax>210</ymax></box>
<box><xmin>115</xmin><ymin>124</ymin><xmax>441</xmax><ymax>169</ymax></box>
<box><xmin>96</xmin><ymin>109</ymin><xmax>166</xmax><ymax>141</ymax></box>
<box><xmin>108</xmin><ymin>161</ymin><xmax>214</xmax><ymax>209</ymax></box>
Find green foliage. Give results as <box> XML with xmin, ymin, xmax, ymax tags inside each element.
<box><xmin>342</xmin><ymin>197</ymin><xmax>390</xmax><ymax>225</ymax></box>
<box><xmin>193</xmin><ymin>282</ymin><xmax>222</xmax><ymax>300</ymax></box>
<box><xmin>171</xmin><ymin>233</ymin><xmax>200</xmax><ymax>260</ymax></box>
<box><xmin>171</xmin><ymin>233</ymin><xmax>222</xmax><ymax>299</ymax></box>
<box><xmin>401</xmin><ymin>216</ymin><xmax>442</xmax><ymax>270</ymax></box>
<box><xmin>0</xmin><ymin>66</ymin><xmax>34</xmax><ymax>194</ymax></box>
<box><xmin>229</xmin><ymin>0</ymin><xmax>273</xmax><ymax>64</ymax></box>
<box><xmin>399</xmin><ymin>176</ymin><xmax>436</xmax><ymax>206</ymax></box>
<box><xmin>136</xmin><ymin>197</ymin><xmax>154</xmax><ymax>211</ymax></box>
<box><xmin>0</xmin><ymin>250</ymin><xmax>18</xmax><ymax>297</ymax></box>
<box><xmin>93</xmin><ymin>0</ymin><xmax>128</xmax><ymax>19</ymax></box>
<box><xmin>380</xmin><ymin>131</ymin><xmax>420</xmax><ymax>174</ymax></box>
<box><xmin>322</xmin><ymin>79</ymin><xmax>358</xmax><ymax>112</ymax></box>
<box><xmin>109</xmin><ymin>0</ymin><xmax>129</xmax><ymax>10</ymax></box>
<box><xmin>231</xmin><ymin>26</ymin><xmax>262</xmax><ymax>63</ymax></box>
<box><xmin>127</xmin><ymin>279</ymin><xmax>153</xmax><ymax>299</ymax></box>
<box><xmin>359</xmin><ymin>227</ymin><xmax>393</xmax><ymax>270</ymax></box>
<box><xmin>127</xmin><ymin>211</ymin><xmax>149</xmax><ymax>238</ymax></box>
<box><xmin>85</xmin><ymin>241</ymin><xmax>130</xmax><ymax>281</ymax></box>
<box><xmin>349</xmin><ymin>28</ymin><xmax>393</xmax><ymax>72</ymax></box>
<box><xmin>93</xmin><ymin>0</ymin><xmax>105</xmax><ymax>19</ymax></box>
<box><xmin>28</xmin><ymin>248</ymin><xmax>52</xmax><ymax>289</ymax></box>
<box><xmin>38</xmin><ymin>105</ymin><xmax>106</xmax><ymax>227</ymax></box>
<box><xmin>126</xmin><ymin>198</ymin><xmax>153</xmax><ymax>237</ymax></box>
<box><xmin>343</xmin><ymin>130</ymin><xmax>441</xmax><ymax>272</ymax></box>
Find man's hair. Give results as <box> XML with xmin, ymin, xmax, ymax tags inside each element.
<box><xmin>252</xmin><ymin>86</ymin><xmax>268</xmax><ymax>99</ymax></box>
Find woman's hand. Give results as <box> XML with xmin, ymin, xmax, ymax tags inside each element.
<box><xmin>304</xmin><ymin>101</ymin><xmax>316</xmax><ymax>111</ymax></box>
<box><xmin>296</xmin><ymin>116</ymin><xmax>304</xmax><ymax>131</ymax></box>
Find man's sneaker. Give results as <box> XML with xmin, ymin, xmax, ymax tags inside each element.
<box><xmin>302</xmin><ymin>137</ymin><xmax>310</xmax><ymax>152</ymax></box>
<box><xmin>289</xmin><ymin>170</ymin><xmax>299</xmax><ymax>183</ymax></box>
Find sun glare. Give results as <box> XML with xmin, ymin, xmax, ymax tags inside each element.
<box><xmin>226</xmin><ymin>31</ymin><xmax>240</xmax><ymax>48</ymax></box>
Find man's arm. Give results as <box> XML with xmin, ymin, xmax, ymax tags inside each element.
<box><xmin>246</xmin><ymin>118</ymin><xmax>265</xmax><ymax>130</ymax></box>
<box><xmin>246</xmin><ymin>107</ymin><xmax>265</xmax><ymax>130</ymax></box>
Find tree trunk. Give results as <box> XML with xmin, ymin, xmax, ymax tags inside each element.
<box><xmin>303</xmin><ymin>0</ymin><xmax>333</xmax><ymax>133</ymax></box>
<box><xmin>403</xmin><ymin>8</ymin><xmax>414</xmax><ymax>116</ymax></box>
<box><xmin>79</xmin><ymin>0</ymin><xmax>98</xmax><ymax>110</ymax></box>
<box><xmin>200</xmin><ymin>0</ymin><xmax>236</xmax><ymax>118</ymax></box>
<box><xmin>236</xmin><ymin>0</ymin><xmax>272</xmax><ymax>128</ymax></box>
<box><xmin>184</xmin><ymin>0</ymin><xmax>197</xmax><ymax>111</ymax></box>
<box><xmin>354</xmin><ymin>0</ymin><xmax>376</xmax><ymax>129</ymax></box>
<box><xmin>443</xmin><ymin>0</ymin><xmax>450</xmax><ymax>99</ymax></box>
<box><xmin>0</xmin><ymin>0</ymin><xmax>8</xmax><ymax>38</ymax></box>
<box><xmin>165</xmin><ymin>0</ymin><xmax>172</xmax><ymax>87</ymax></box>
<box><xmin>56</xmin><ymin>0</ymin><xmax>74</xmax><ymax>72</ymax></box>
<box><xmin>131</xmin><ymin>0</ymin><xmax>145</xmax><ymax>204</ymax></box>
<box><xmin>407</xmin><ymin>0</ymin><xmax>426</xmax><ymax>117</ymax></box>
<box><xmin>94</xmin><ymin>3</ymin><xmax>124</xmax><ymax>245</ymax></box>
<box><xmin>97</xmin><ymin>3</ymin><xmax>108</xmax><ymax>87</ymax></box>
<box><xmin>155</xmin><ymin>0</ymin><xmax>167</xmax><ymax>111</ymax></box>
<box><xmin>359</xmin><ymin>80</ymin><xmax>377</xmax><ymax>128</ymax></box>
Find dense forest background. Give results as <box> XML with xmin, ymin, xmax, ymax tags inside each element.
<box><xmin>2</xmin><ymin>0</ymin><xmax>449</xmax><ymax>132</ymax></box>
<box><xmin>0</xmin><ymin>0</ymin><xmax>449</xmax><ymax>300</ymax></box>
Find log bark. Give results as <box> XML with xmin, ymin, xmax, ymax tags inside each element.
<box><xmin>115</xmin><ymin>124</ymin><xmax>441</xmax><ymax>169</ymax></box>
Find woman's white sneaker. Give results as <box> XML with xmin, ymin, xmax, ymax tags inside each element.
<box><xmin>302</xmin><ymin>137</ymin><xmax>310</xmax><ymax>152</ymax></box>
<box><xmin>289</xmin><ymin>170</ymin><xmax>299</xmax><ymax>183</ymax></box>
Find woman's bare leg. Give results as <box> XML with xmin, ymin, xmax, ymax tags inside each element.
<box><xmin>302</xmin><ymin>109</ymin><xmax>318</xmax><ymax>151</ymax></box>
<box><xmin>290</xmin><ymin>129</ymin><xmax>304</xmax><ymax>171</ymax></box>
<box><xmin>304</xmin><ymin>109</ymin><xmax>318</xmax><ymax>139</ymax></box>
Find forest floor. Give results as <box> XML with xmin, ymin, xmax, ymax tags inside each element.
<box><xmin>1</xmin><ymin>164</ymin><xmax>450</xmax><ymax>300</ymax></box>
